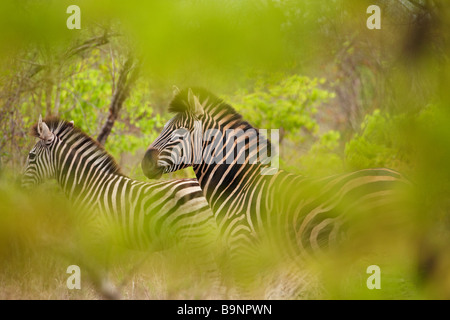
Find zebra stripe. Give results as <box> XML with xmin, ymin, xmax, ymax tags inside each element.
<box><xmin>141</xmin><ymin>88</ymin><xmax>411</xmax><ymax>266</ymax></box>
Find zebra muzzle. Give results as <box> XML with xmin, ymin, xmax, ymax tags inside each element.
<box><xmin>142</xmin><ymin>148</ymin><xmax>163</xmax><ymax>179</ymax></box>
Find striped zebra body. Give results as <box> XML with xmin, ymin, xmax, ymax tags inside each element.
<box><xmin>22</xmin><ymin>116</ymin><xmax>217</xmax><ymax>252</ymax></box>
<box><xmin>141</xmin><ymin>87</ymin><xmax>411</xmax><ymax>269</ymax></box>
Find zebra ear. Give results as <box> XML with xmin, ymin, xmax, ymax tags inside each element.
<box><xmin>37</xmin><ymin>116</ymin><xmax>53</xmax><ymax>142</ymax></box>
<box><xmin>37</xmin><ymin>115</ymin><xmax>43</xmax><ymax>136</ymax></box>
<box><xmin>68</xmin><ymin>120</ymin><xmax>74</xmax><ymax>128</ymax></box>
<box><xmin>187</xmin><ymin>88</ymin><xmax>204</xmax><ymax>117</ymax></box>
<box><xmin>172</xmin><ymin>85</ymin><xmax>180</xmax><ymax>97</ymax></box>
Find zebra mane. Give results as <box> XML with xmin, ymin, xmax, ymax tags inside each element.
<box><xmin>169</xmin><ymin>87</ymin><xmax>225</xmax><ymax>112</ymax></box>
<box><xmin>31</xmin><ymin>116</ymin><xmax>123</xmax><ymax>176</ymax></box>
<box><xmin>169</xmin><ymin>87</ymin><xmax>274</xmax><ymax>155</ymax></box>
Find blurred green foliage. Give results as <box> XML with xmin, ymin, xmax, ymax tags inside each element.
<box><xmin>0</xmin><ymin>173</ymin><xmax>224</xmax><ymax>299</ymax></box>
<box><xmin>0</xmin><ymin>0</ymin><xmax>449</xmax><ymax>299</ymax></box>
<box><xmin>227</xmin><ymin>74</ymin><xmax>342</xmax><ymax>175</ymax></box>
<box><xmin>228</xmin><ymin>75</ymin><xmax>335</xmax><ymax>140</ymax></box>
<box><xmin>345</xmin><ymin>109</ymin><xmax>409</xmax><ymax>172</ymax></box>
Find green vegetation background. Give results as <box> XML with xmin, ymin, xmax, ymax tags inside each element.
<box><xmin>0</xmin><ymin>0</ymin><xmax>449</xmax><ymax>299</ymax></box>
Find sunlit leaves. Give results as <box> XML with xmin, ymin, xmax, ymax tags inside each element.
<box><xmin>228</xmin><ymin>74</ymin><xmax>335</xmax><ymax>141</ymax></box>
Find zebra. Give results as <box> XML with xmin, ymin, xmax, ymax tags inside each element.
<box><xmin>21</xmin><ymin>115</ymin><xmax>220</xmax><ymax>298</ymax></box>
<box><xmin>141</xmin><ymin>87</ymin><xmax>412</xmax><ymax>296</ymax></box>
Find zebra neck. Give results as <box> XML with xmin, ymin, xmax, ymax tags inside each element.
<box><xmin>53</xmin><ymin>141</ymin><xmax>124</xmax><ymax>206</ymax></box>
<box><xmin>193</xmin><ymin>120</ymin><xmax>276</xmax><ymax>210</ymax></box>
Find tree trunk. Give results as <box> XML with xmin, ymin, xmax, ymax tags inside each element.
<box><xmin>97</xmin><ymin>57</ymin><xmax>137</xmax><ymax>146</ymax></box>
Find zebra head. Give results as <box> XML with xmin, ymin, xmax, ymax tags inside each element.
<box><xmin>142</xmin><ymin>86</ymin><xmax>278</xmax><ymax>179</ymax></box>
<box><xmin>21</xmin><ymin>115</ymin><xmax>70</xmax><ymax>189</ymax></box>
<box><xmin>142</xmin><ymin>87</ymin><xmax>207</xmax><ymax>179</ymax></box>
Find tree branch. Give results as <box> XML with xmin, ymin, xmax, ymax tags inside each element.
<box><xmin>96</xmin><ymin>57</ymin><xmax>138</xmax><ymax>146</ymax></box>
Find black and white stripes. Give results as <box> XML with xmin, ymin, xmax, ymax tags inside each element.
<box><xmin>141</xmin><ymin>88</ymin><xmax>410</xmax><ymax>262</ymax></box>
<box><xmin>22</xmin><ymin>116</ymin><xmax>216</xmax><ymax>250</ymax></box>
